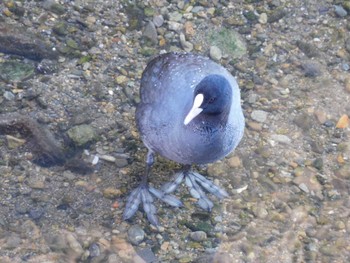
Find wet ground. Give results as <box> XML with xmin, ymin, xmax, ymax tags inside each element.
<box><xmin>0</xmin><ymin>0</ymin><xmax>350</xmax><ymax>262</ymax></box>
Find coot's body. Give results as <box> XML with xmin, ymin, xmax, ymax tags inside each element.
<box><xmin>137</xmin><ymin>52</ymin><xmax>244</xmax><ymax>164</ymax></box>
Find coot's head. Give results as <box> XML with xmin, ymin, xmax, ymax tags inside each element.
<box><xmin>184</xmin><ymin>74</ymin><xmax>233</xmax><ymax>125</ymax></box>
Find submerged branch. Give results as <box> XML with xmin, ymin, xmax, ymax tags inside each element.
<box><xmin>0</xmin><ymin>112</ymin><xmax>92</xmax><ymax>174</ymax></box>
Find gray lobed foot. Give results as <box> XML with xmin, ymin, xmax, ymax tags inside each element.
<box><xmin>123</xmin><ymin>184</ymin><xmax>183</xmax><ymax>226</ymax></box>
<box><xmin>162</xmin><ymin>171</ymin><xmax>228</xmax><ymax>211</ymax></box>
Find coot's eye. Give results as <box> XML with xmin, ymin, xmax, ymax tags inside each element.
<box><xmin>208</xmin><ymin>97</ymin><xmax>216</xmax><ymax>103</ymax></box>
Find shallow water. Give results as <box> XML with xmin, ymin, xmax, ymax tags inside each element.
<box><xmin>0</xmin><ymin>0</ymin><xmax>350</xmax><ymax>262</ymax></box>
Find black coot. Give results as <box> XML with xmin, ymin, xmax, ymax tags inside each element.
<box><xmin>123</xmin><ymin>52</ymin><xmax>245</xmax><ymax>226</ymax></box>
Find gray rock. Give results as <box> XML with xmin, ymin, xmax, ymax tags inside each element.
<box><xmin>270</xmin><ymin>134</ymin><xmax>291</xmax><ymax>144</ymax></box>
<box><xmin>3</xmin><ymin>91</ymin><xmax>15</xmax><ymax>101</ymax></box>
<box><xmin>115</xmin><ymin>158</ymin><xmax>128</xmax><ymax>168</ymax></box>
<box><xmin>67</xmin><ymin>124</ymin><xmax>97</xmax><ymax>146</ymax></box>
<box><xmin>209</xmin><ymin>46</ymin><xmax>222</xmax><ymax>61</ymax></box>
<box><xmin>190</xmin><ymin>231</ymin><xmax>207</xmax><ymax>242</ymax></box>
<box><xmin>128</xmin><ymin>225</ymin><xmax>145</xmax><ymax>245</ymax></box>
<box><xmin>143</xmin><ymin>21</ymin><xmax>158</xmax><ymax>44</ymax></box>
<box><xmin>168</xmin><ymin>21</ymin><xmax>183</xmax><ymax>32</ymax></box>
<box><xmin>251</xmin><ymin>110</ymin><xmax>268</xmax><ymax>123</ymax></box>
<box><xmin>334</xmin><ymin>5</ymin><xmax>347</xmax><ymax>17</ymax></box>
<box><xmin>168</xmin><ymin>11</ymin><xmax>182</xmax><ymax>22</ymax></box>
<box><xmin>5</xmin><ymin>234</ymin><xmax>21</xmax><ymax>249</ymax></box>
<box><xmin>180</xmin><ymin>33</ymin><xmax>193</xmax><ymax>52</ymax></box>
<box><xmin>153</xmin><ymin>15</ymin><xmax>164</xmax><ymax>27</ymax></box>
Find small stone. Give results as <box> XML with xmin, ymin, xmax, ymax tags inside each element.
<box><xmin>227</xmin><ymin>156</ymin><xmax>242</xmax><ymax>168</ymax></box>
<box><xmin>86</xmin><ymin>16</ymin><xmax>96</xmax><ymax>25</ymax></box>
<box><xmin>254</xmin><ymin>206</ymin><xmax>268</xmax><ymax>219</ymax></box>
<box><xmin>5</xmin><ymin>234</ymin><xmax>21</xmax><ymax>249</ymax></box>
<box><xmin>184</xmin><ymin>21</ymin><xmax>195</xmax><ymax>38</ymax></box>
<box><xmin>168</xmin><ymin>21</ymin><xmax>183</xmax><ymax>31</ymax></box>
<box><xmin>28</xmin><ymin>173</ymin><xmax>45</xmax><ymax>189</ymax></box>
<box><xmin>89</xmin><ymin>243</ymin><xmax>101</xmax><ymax>258</ymax></box>
<box><xmin>115</xmin><ymin>158</ymin><xmax>128</xmax><ymax>168</ymax></box>
<box><xmin>294</xmin><ymin>113</ymin><xmax>313</xmax><ymax>130</ymax></box>
<box><xmin>258</xmin><ymin>13</ymin><xmax>268</xmax><ymax>24</ymax></box>
<box><xmin>247</xmin><ymin>121</ymin><xmax>262</xmax><ymax>131</ymax></box>
<box><xmin>168</xmin><ymin>11</ymin><xmax>182</xmax><ymax>22</ymax></box>
<box><xmin>251</xmin><ymin>110</ymin><xmax>268</xmax><ymax>123</ymax></box>
<box><xmin>153</xmin><ymin>15</ymin><xmax>164</xmax><ymax>27</ymax></box>
<box><xmin>6</xmin><ymin>135</ymin><xmax>26</xmax><ymax>149</ymax></box>
<box><xmin>314</xmin><ymin>110</ymin><xmax>328</xmax><ymax>124</ymax></box>
<box><xmin>334</xmin><ymin>5</ymin><xmax>347</xmax><ymax>17</ymax></box>
<box><xmin>190</xmin><ymin>231</ymin><xmax>207</xmax><ymax>242</ymax></box>
<box><xmin>67</xmin><ymin>124</ymin><xmax>96</xmax><ymax>146</ymax></box>
<box><xmin>128</xmin><ymin>225</ymin><xmax>145</xmax><ymax>245</ymax></box>
<box><xmin>137</xmin><ymin>248</ymin><xmax>158</xmax><ymax>262</ymax></box>
<box><xmin>209</xmin><ymin>46</ymin><xmax>222</xmax><ymax>61</ymax></box>
<box><xmin>116</xmin><ymin>75</ymin><xmax>128</xmax><ymax>85</ymax></box>
<box><xmin>270</xmin><ymin>134</ymin><xmax>291</xmax><ymax>144</ymax></box>
<box><xmin>299</xmin><ymin>183</ymin><xmax>309</xmax><ymax>193</ymax></box>
<box><xmin>3</xmin><ymin>91</ymin><xmax>15</xmax><ymax>100</ymax></box>
<box><xmin>66</xmin><ymin>232</ymin><xmax>84</xmax><ymax>256</ymax></box>
<box><xmin>335</xmin><ymin>221</ymin><xmax>346</xmax><ymax>230</ymax></box>
<box><xmin>29</xmin><ymin>207</ymin><xmax>45</xmax><ymax>220</ymax></box>
<box><xmin>336</xmin><ymin>114</ymin><xmax>349</xmax><ymax>128</ymax></box>
<box><xmin>144</xmin><ymin>7</ymin><xmax>155</xmax><ymax>17</ymax></box>
<box><xmin>180</xmin><ymin>33</ymin><xmax>193</xmax><ymax>52</ymax></box>
<box><xmin>103</xmin><ymin>187</ymin><xmax>122</xmax><ymax>199</ymax></box>
<box><xmin>143</xmin><ymin>21</ymin><xmax>158</xmax><ymax>44</ymax></box>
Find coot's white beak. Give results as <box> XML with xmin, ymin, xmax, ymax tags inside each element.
<box><xmin>184</xmin><ymin>93</ymin><xmax>204</xmax><ymax>125</ymax></box>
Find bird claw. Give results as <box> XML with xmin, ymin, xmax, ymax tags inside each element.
<box><xmin>123</xmin><ymin>184</ymin><xmax>182</xmax><ymax>227</ymax></box>
<box><xmin>162</xmin><ymin>170</ymin><xmax>228</xmax><ymax>211</ymax></box>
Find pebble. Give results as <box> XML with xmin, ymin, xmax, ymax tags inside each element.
<box><xmin>5</xmin><ymin>234</ymin><xmax>21</xmax><ymax>249</ymax></box>
<box><xmin>270</xmin><ymin>134</ymin><xmax>292</xmax><ymax>144</ymax></box>
<box><xmin>168</xmin><ymin>21</ymin><xmax>183</xmax><ymax>31</ymax></box>
<box><xmin>184</xmin><ymin>21</ymin><xmax>195</xmax><ymax>38</ymax></box>
<box><xmin>209</xmin><ymin>46</ymin><xmax>222</xmax><ymax>61</ymax></box>
<box><xmin>66</xmin><ymin>232</ymin><xmax>84</xmax><ymax>256</ymax></box>
<box><xmin>190</xmin><ymin>231</ymin><xmax>207</xmax><ymax>242</ymax></box>
<box><xmin>3</xmin><ymin>91</ymin><xmax>15</xmax><ymax>100</ymax></box>
<box><xmin>168</xmin><ymin>11</ymin><xmax>182</xmax><ymax>22</ymax></box>
<box><xmin>103</xmin><ymin>187</ymin><xmax>122</xmax><ymax>199</ymax></box>
<box><xmin>180</xmin><ymin>33</ymin><xmax>193</xmax><ymax>52</ymax></box>
<box><xmin>227</xmin><ymin>156</ymin><xmax>242</xmax><ymax>168</ymax></box>
<box><xmin>29</xmin><ymin>207</ymin><xmax>45</xmax><ymax>220</ymax></box>
<box><xmin>67</xmin><ymin>124</ymin><xmax>96</xmax><ymax>146</ymax></box>
<box><xmin>251</xmin><ymin>110</ymin><xmax>268</xmax><ymax>123</ymax></box>
<box><xmin>5</xmin><ymin>135</ymin><xmax>26</xmax><ymax>149</ymax></box>
<box><xmin>258</xmin><ymin>13</ymin><xmax>268</xmax><ymax>24</ymax></box>
<box><xmin>153</xmin><ymin>15</ymin><xmax>164</xmax><ymax>27</ymax></box>
<box><xmin>127</xmin><ymin>225</ymin><xmax>145</xmax><ymax>245</ymax></box>
<box><xmin>143</xmin><ymin>21</ymin><xmax>158</xmax><ymax>44</ymax></box>
<box><xmin>334</xmin><ymin>5</ymin><xmax>347</xmax><ymax>17</ymax></box>
<box><xmin>115</xmin><ymin>158</ymin><xmax>128</xmax><ymax>168</ymax></box>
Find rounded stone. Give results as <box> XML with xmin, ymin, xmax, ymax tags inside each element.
<box><xmin>190</xmin><ymin>231</ymin><xmax>207</xmax><ymax>242</ymax></box>
<box><xmin>127</xmin><ymin>225</ymin><xmax>145</xmax><ymax>245</ymax></box>
<box><xmin>209</xmin><ymin>46</ymin><xmax>222</xmax><ymax>61</ymax></box>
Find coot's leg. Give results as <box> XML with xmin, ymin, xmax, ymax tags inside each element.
<box><xmin>123</xmin><ymin>150</ymin><xmax>182</xmax><ymax>226</ymax></box>
<box><xmin>162</xmin><ymin>165</ymin><xmax>228</xmax><ymax>212</ymax></box>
